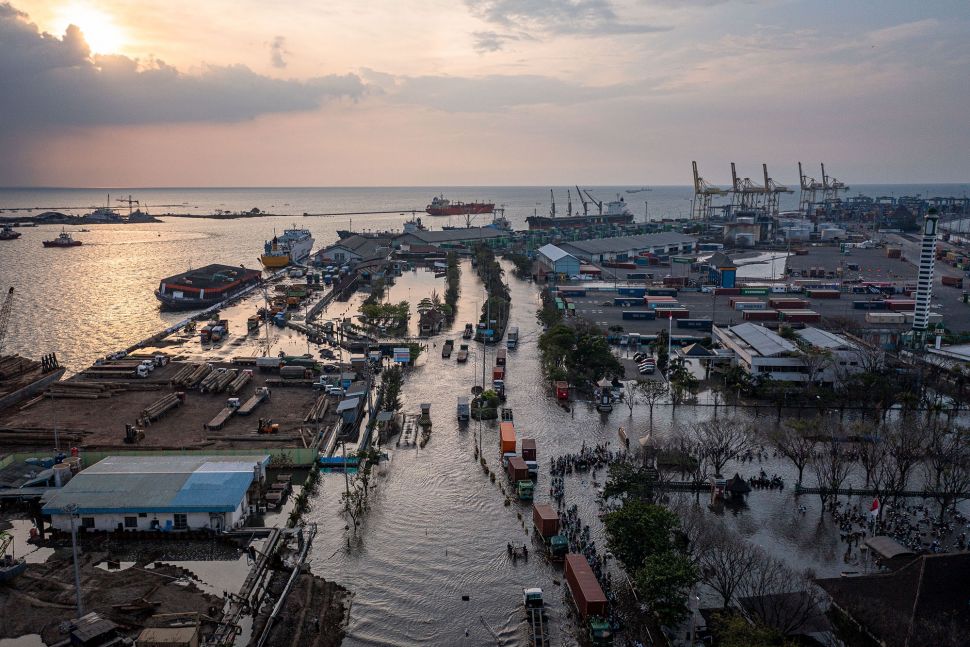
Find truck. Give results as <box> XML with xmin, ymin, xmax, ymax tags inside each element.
<box><xmin>495</xmin><ymin>348</ymin><xmax>507</xmax><ymax>366</ymax></box>
<box><xmin>456</xmin><ymin>344</ymin><xmax>469</xmax><ymax>363</ymax></box>
<box><xmin>523</xmin><ymin>588</ymin><xmax>549</xmax><ymax>647</ymax></box>
<box><xmin>532</xmin><ymin>504</ymin><xmax>568</xmax><ymax>559</ymax></box>
<box><xmin>237</xmin><ymin>387</ymin><xmax>270</xmax><ymax>416</ymax></box>
<box><xmin>442</xmin><ymin>339</ymin><xmax>454</xmax><ymax>359</ymax></box>
<box><xmin>492</xmin><ymin>379</ymin><xmax>506</xmax><ymax>399</ymax></box>
<box><xmin>493</xmin><ymin>366</ymin><xmax>505</xmax><ymax>381</ymax></box>
<box><xmin>506</xmin><ymin>326</ymin><xmax>519</xmax><ymax>349</ymax></box>
<box><xmin>463</xmin><ymin>323</ymin><xmax>474</xmax><ymax>339</ymax></box>
<box><xmin>456</xmin><ymin>396</ymin><xmax>470</xmax><ymax>421</ymax></box>
<box><xmin>500</xmin><ymin>422</ymin><xmax>516</xmax><ymax>453</ymax></box>
<box><xmin>256</xmin><ymin>356</ymin><xmax>282</xmax><ymax>372</ymax></box>
<box><xmin>564</xmin><ymin>554</ymin><xmax>612</xmax><ymax>645</ymax></box>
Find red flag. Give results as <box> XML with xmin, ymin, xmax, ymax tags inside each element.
<box><xmin>870</xmin><ymin>498</ymin><xmax>880</xmax><ymax>514</ymax></box>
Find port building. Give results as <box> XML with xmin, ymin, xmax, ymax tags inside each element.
<box><xmin>42</xmin><ymin>455</ymin><xmax>269</xmax><ymax>533</ymax></box>
<box><xmin>557</xmin><ymin>232</ymin><xmax>697</xmax><ymax>263</ymax></box>
<box><xmin>536</xmin><ymin>244</ymin><xmax>581</xmax><ymax>278</ymax></box>
<box><xmin>714</xmin><ymin>323</ymin><xmax>866</xmax><ymax>385</ymax></box>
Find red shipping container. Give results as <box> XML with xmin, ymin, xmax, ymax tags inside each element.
<box><xmin>521</xmin><ymin>438</ymin><xmax>537</xmax><ymax>462</ymax></box>
<box><xmin>729</xmin><ymin>297</ymin><xmax>761</xmax><ymax>308</ymax></box>
<box><xmin>555</xmin><ymin>381</ymin><xmax>569</xmax><ymax>400</ymax></box>
<box><xmin>714</xmin><ymin>287</ymin><xmax>741</xmax><ymax>295</ymax></box>
<box><xmin>778</xmin><ymin>309</ymin><xmax>821</xmax><ymax>323</ymax></box>
<box><xmin>768</xmin><ymin>298</ymin><xmax>808</xmax><ymax>308</ymax></box>
<box><xmin>507</xmin><ymin>456</ymin><xmax>529</xmax><ymax>482</ymax></box>
<box><xmin>886</xmin><ymin>300</ymin><xmax>916</xmax><ymax>311</ymax></box>
<box><xmin>533</xmin><ymin>503</ymin><xmax>559</xmax><ymax>538</ymax></box>
<box><xmin>493</xmin><ymin>366</ymin><xmax>505</xmax><ymax>381</ymax></box>
<box><xmin>565</xmin><ymin>554</ymin><xmax>608</xmax><ymax>618</ymax></box>
<box><xmin>656</xmin><ymin>308</ymin><xmax>689</xmax><ymax>319</ymax></box>
<box><xmin>743</xmin><ymin>309</ymin><xmax>779</xmax><ymax>321</ymax></box>
<box><xmin>942</xmin><ymin>276</ymin><xmax>964</xmax><ymax>288</ymax></box>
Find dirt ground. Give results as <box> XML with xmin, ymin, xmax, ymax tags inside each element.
<box><xmin>0</xmin><ymin>544</ymin><xmax>223</xmax><ymax>644</ymax></box>
<box><xmin>0</xmin><ymin>362</ymin><xmax>332</xmax><ymax>450</ymax></box>
<box><xmin>250</xmin><ymin>570</ymin><xmax>350</xmax><ymax>647</ymax></box>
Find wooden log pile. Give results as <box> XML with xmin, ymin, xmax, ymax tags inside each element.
<box><xmin>200</xmin><ymin>368</ymin><xmax>238</xmax><ymax>393</ymax></box>
<box><xmin>0</xmin><ymin>355</ymin><xmax>36</xmax><ymax>380</ymax></box>
<box><xmin>171</xmin><ymin>363</ymin><xmax>212</xmax><ymax>388</ymax></box>
<box><xmin>227</xmin><ymin>370</ymin><xmax>252</xmax><ymax>394</ymax></box>
<box><xmin>140</xmin><ymin>393</ymin><xmax>182</xmax><ymax>424</ymax></box>
<box><xmin>304</xmin><ymin>395</ymin><xmax>330</xmax><ymax>423</ymax></box>
<box><xmin>0</xmin><ymin>426</ymin><xmax>89</xmax><ymax>445</ymax></box>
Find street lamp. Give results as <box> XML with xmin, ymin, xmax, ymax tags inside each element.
<box><xmin>65</xmin><ymin>503</ymin><xmax>84</xmax><ymax>616</ymax></box>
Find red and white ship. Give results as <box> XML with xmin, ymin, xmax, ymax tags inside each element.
<box><xmin>425</xmin><ymin>194</ymin><xmax>494</xmax><ymax>217</ymax></box>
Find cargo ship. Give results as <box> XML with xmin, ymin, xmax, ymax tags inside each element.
<box><xmin>425</xmin><ymin>195</ymin><xmax>494</xmax><ymax>217</ymax></box>
<box><xmin>527</xmin><ymin>195</ymin><xmax>635</xmax><ymax>230</ymax></box>
<box><xmin>155</xmin><ymin>264</ymin><xmax>263</xmax><ymax>310</ymax></box>
<box><xmin>260</xmin><ymin>227</ymin><xmax>314</xmax><ymax>268</ymax></box>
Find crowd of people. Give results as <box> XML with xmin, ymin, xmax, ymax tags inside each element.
<box><xmin>749</xmin><ymin>469</ymin><xmax>785</xmax><ymax>490</ymax></box>
<box><xmin>550</xmin><ymin>442</ymin><xmax>618</xmax><ymax>476</ymax></box>
<box><xmin>829</xmin><ymin>500</ymin><xmax>970</xmax><ymax>561</ymax></box>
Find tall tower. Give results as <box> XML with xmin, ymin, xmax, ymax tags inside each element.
<box><xmin>912</xmin><ymin>208</ymin><xmax>940</xmax><ymax>346</ymax></box>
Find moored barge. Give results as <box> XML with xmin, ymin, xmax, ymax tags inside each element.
<box><xmin>155</xmin><ymin>264</ymin><xmax>263</xmax><ymax>311</ymax></box>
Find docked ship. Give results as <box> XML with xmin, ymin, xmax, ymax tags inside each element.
<box><xmin>0</xmin><ymin>226</ymin><xmax>21</xmax><ymax>240</ymax></box>
<box><xmin>527</xmin><ymin>194</ymin><xmax>635</xmax><ymax>230</ymax></box>
<box><xmin>155</xmin><ymin>264</ymin><xmax>263</xmax><ymax>310</ymax></box>
<box><xmin>260</xmin><ymin>227</ymin><xmax>314</xmax><ymax>268</ymax></box>
<box><xmin>442</xmin><ymin>207</ymin><xmax>512</xmax><ymax>232</ymax></box>
<box><xmin>42</xmin><ymin>229</ymin><xmax>82</xmax><ymax>247</ymax></box>
<box><xmin>425</xmin><ymin>195</ymin><xmax>494</xmax><ymax>216</ymax></box>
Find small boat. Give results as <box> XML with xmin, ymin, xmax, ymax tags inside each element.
<box><xmin>0</xmin><ymin>531</ymin><xmax>27</xmax><ymax>582</ymax></box>
<box><xmin>0</xmin><ymin>226</ymin><xmax>21</xmax><ymax>240</ymax></box>
<box><xmin>43</xmin><ymin>229</ymin><xmax>82</xmax><ymax>247</ymax></box>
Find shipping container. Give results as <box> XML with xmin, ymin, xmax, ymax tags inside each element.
<box><xmin>735</xmin><ymin>301</ymin><xmax>766</xmax><ymax>311</ymax></box>
<box><xmin>565</xmin><ymin>554</ymin><xmax>609</xmax><ymax>619</ymax></box>
<box><xmin>865</xmin><ymin>312</ymin><xmax>906</xmax><ymax>324</ymax></box>
<box><xmin>663</xmin><ymin>276</ymin><xmax>687</xmax><ymax>287</ymax></box>
<box><xmin>558</xmin><ymin>288</ymin><xmax>587</xmax><ymax>297</ymax></box>
<box><xmin>885</xmin><ymin>299</ymin><xmax>916</xmax><ymax>312</ymax></box>
<box><xmin>521</xmin><ymin>438</ymin><xmax>537</xmax><ymax>462</ymax></box>
<box><xmin>742</xmin><ymin>309</ymin><xmax>779</xmax><ymax>321</ymax></box>
<box><xmin>806</xmin><ymin>289</ymin><xmax>840</xmax><ymax>299</ymax></box>
<box><xmin>853</xmin><ymin>300</ymin><xmax>889</xmax><ymax>310</ymax></box>
<box><xmin>942</xmin><ymin>275</ymin><xmax>964</xmax><ymax>288</ymax></box>
<box><xmin>613</xmin><ymin>297</ymin><xmax>641</xmax><ymax>307</ymax></box>
<box><xmin>493</xmin><ymin>366</ymin><xmax>505</xmax><ymax>381</ymax></box>
<box><xmin>646</xmin><ymin>287</ymin><xmax>677</xmax><ymax>296</ymax></box>
<box><xmin>496</xmin><ymin>348</ymin><xmax>507</xmax><ymax>366</ymax></box>
<box><xmin>739</xmin><ymin>287</ymin><xmax>770</xmax><ymax>295</ymax></box>
<box><xmin>729</xmin><ymin>297</ymin><xmax>761</xmax><ymax>308</ymax></box>
<box><xmin>603</xmin><ymin>262</ymin><xmax>638</xmax><ymax>270</ymax></box>
<box><xmin>533</xmin><ymin>503</ymin><xmax>560</xmax><ymax>538</ymax></box>
<box><xmin>555</xmin><ymin>381</ymin><xmax>569</xmax><ymax>400</ymax></box>
<box><xmin>777</xmin><ymin>309</ymin><xmax>822</xmax><ymax>323</ymax></box>
<box><xmin>627</xmin><ymin>272</ymin><xmax>650</xmax><ymax>280</ymax></box>
<box><xmin>648</xmin><ymin>301</ymin><xmax>680</xmax><ymax>310</ymax></box>
<box><xmin>279</xmin><ymin>365</ymin><xmax>310</xmax><ymax>379</ymax></box>
<box><xmin>507</xmin><ymin>456</ymin><xmax>529</xmax><ymax>482</ymax></box>
<box><xmin>714</xmin><ymin>287</ymin><xmax>741</xmax><ymax>296</ymax></box>
<box><xmin>622</xmin><ymin>310</ymin><xmax>657</xmax><ymax>320</ymax></box>
<box><xmin>768</xmin><ymin>298</ymin><xmax>809</xmax><ymax>309</ymax></box>
<box><xmin>500</xmin><ymin>422</ymin><xmax>516</xmax><ymax>453</ymax></box>
<box><xmin>886</xmin><ymin>248</ymin><xmax>902</xmax><ymax>258</ymax></box>
<box><xmin>676</xmin><ymin>318</ymin><xmax>713</xmax><ymax>331</ymax></box>
<box><xmin>655</xmin><ymin>308</ymin><xmax>689</xmax><ymax>319</ymax></box>
<box><xmin>617</xmin><ymin>287</ymin><xmax>647</xmax><ymax>297</ymax></box>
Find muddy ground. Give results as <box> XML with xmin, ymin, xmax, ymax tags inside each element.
<box><xmin>250</xmin><ymin>570</ymin><xmax>350</xmax><ymax>647</ymax></box>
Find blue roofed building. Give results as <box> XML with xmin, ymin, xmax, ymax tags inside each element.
<box><xmin>42</xmin><ymin>454</ymin><xmax>269</xmax><ymax>533</ymax></box>
<box><xmin>536</xmin><ymin>244</ymin><xmax>580</xmax><ymax>279</ymax></box>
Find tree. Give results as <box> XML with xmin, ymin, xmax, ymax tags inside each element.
<box><xmin>696</xmin><ymin>524</ymin><xmax>763</xmax><ymax>608</ymax></box>
<box><xmin>668</xmin><ymin>358</ymin><xmax>699</xmax><ymax>405</ymax></box>
<box><xmin>881</xmin><ymin>418</ymin><xmax>927</xmax><ymax>506</ymax></box>
<box><xmin>603</xmin><ymin>500</ymin><xmax>680</xmax><ymax>572</ymax></box>
<box><xmin>654</xmin><ymin>330</ymin><xmax>670</xmax><ymax>374</ymax></box>
<box><xmin>811</xmin><ymin>434</ymin><xmax>853</xmax><ymax>509</ymax></box>
<box><xmin>850</xmin><ymin>420</ymin><xmax>888</xmax><ymax>489</ymax></box>
<box><xmin>763</xmin><ymin>419</ymin><xmax>817</xmax><ymax>486</ymax></box>
<box><xmin>922</xmin><ymin>425</ymin><xmax>970</xmax><ymax>522</ymax></box>
<box><xmin>736</xmin><ymin>557</ymin><xmax>827</xmax><ymax>637</ymax></box>
<box><xmin>637</xmin><ymin>380</ymin><xmax>668</xmax><ymax>435</ymax></box>
<box><xmin>634</xmin><ymin>550</ymin><xmax>698</xmax><ymax>627</ymax></box>
<box><xmin>711</xmin><ymin>612</ymin><xmax>796</xmax><ymax>647</ymax></box>
<box><xmin>690</xmin><ymin>417</ymin><xmax>751</xmax><ymax>478</ymax></box>
<box><xmin>799</xmin><ymin>345</ymin><xmax>833</xmax><ymax>392</ymax></box>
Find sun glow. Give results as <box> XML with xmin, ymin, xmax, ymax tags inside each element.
<box><xmin>55</xmin><ymin>3</ymin><xmax>125</xmax><ymax>54</ymax></box>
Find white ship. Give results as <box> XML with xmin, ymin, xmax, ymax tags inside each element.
<box><xmin>260</xmin><ymin>226</ymin><xmax>314</xmax><ymax>268</ymax></box>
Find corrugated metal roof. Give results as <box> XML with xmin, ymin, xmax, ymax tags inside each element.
<box><xmin>560</xmin><ymin>232</ymin><xmax>697</xmax><ymax>256</ymax></box>
<box><xmin>336</xmin><ymin>397</ymin><xmax>360</xmax><ymax>412</ymax></box>
<box><xmin>796</xmin><ymin>327</ymin><xmax>855</xmax><ymax>350</ymax></box>
<box><xmin>537</xmin><ymin>244</ymin><xmax>576</xmax><ymax>264</ymax></box>
<box><xmin>728</xmin><ymin>323</ymin><xmax>798</xmax><ymax>357</ymax></box>
<box><xmin>42</xmin><ymin>455</ymin><xmax>268</xmax><ymax>515</ymax></box>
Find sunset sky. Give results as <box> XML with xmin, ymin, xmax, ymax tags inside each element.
<box><xmin>1</xmin><ymin>1</ymin><xmax>967</xmax><ymax>187</ymax></box>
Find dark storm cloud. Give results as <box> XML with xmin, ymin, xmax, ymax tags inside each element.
<box><xmin>465</xmin><ymin>0</ymin><xmax>669</xmax><ymax>36</ymax></box>
<box><xmin>0</xmin><ymin>4</ymin><xmax>363</xmax><ymax>131</ymax></box>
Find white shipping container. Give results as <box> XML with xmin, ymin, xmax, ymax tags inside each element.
<box><xmin>735</xmin><ymin>301</ymin><xmax>767</xmax><ymax>311</ymax></box>
<box><xmin>865</xmin><ymin>312</ymin><xmax>905</xmax><ymax>324</ymax></box>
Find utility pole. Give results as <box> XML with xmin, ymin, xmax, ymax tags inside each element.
<box><xmin>66</xmin><ymin>503</ymin><xmax>83</xmax><ymax>617</ymax></box>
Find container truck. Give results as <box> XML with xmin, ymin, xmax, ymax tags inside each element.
<box><xmin>456</xmin><ymin>396</ymin><xmax>470</xmax><ymax>421</ymax></box>
<box><xmin>500</xmin><ymin>422</ymin><xmax>516</xmax><ymax>453</ymax></box>
<box><xmin>564</xmin><ymin>554</ymin><xmax>612</xmax><ymax>645</ymax></box>
<box><xmin>506</xmin><ymin>326</ymin><xmax>519</xmax><ymax>349</ymax></box>
<box><xmin>496</xmin><ymin>348</ymin><xmax>507</xmax><ymax>366</ymax></box>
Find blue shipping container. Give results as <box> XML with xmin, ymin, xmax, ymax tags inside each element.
<box><xmin>622</xmin><ymin>310</ymin><xmax>657</xmax><ymax>321</ymax></box>
<box><xmin>853</xmin><ymin>300</ymin><xmax>889</xmax><ymax>310</ymax></box>
<box><xmin>646</xmin><ymin>288</ymin><xmax>678</xmax><ymax>297</ymax></box>
<box><xmin>617</xmin><ymin>287</ymin><xmax>647</xmax><ymax>297</ymax></box>
<box><xmin>614</xmin><ymin>298</ymin><xmax>641</xmax><ymax>307</ymax></box>
<box><xmin>677</xmin><ymin>319</ymin><xmax>713</xmax><ymax>331</ymax></box>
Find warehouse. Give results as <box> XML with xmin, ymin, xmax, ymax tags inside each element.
<box><xmin>535</xmin><ymin>244</ymin><xmax>581</xmax><ymax>279</ymax></box>
<box><xmin>558</xmin><ymin>232</ymin><xmax>697</xmax><ymax>263</ymax></box>
<box><xmin>42</xmin><ymin>454</ymin><xmax>269</xmax><ymax>533</ymax></box>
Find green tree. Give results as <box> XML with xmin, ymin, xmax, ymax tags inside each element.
<box><xmin>711</xmin><ymin>612</ymin><xmax>795</xmax><ymax>647</ymax></box>
<box><xmin>603</xmin><ymin>500</ymin><xmax>680</xmax><ymax>571</ymax></box>
<box><xmin>634</xmin><ymin>551</ymin><xmax>698</xmax><ymax>627</ymax></box>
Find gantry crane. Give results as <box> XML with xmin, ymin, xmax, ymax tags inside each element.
<box><xmin>798</xmin><ymin>162</ymin><xmax>824</xmax><ymax>215</ymax></box>
<box><xmin>116</xmin><ymin>194</ymin><xmax>139</xmax><ymax>216</ymax></box>
<box><xmin>0</xmin><ymin>287</ymin><xmax>14</xmax><ymax>355</ymax></box>
<box><xmin>575</xmin><ymin>186</ymin><xmax>589</xmax><ymax>216</ymax></box>
<box><xmin>821</xmin><ymin>163</ymin><xmax>848</xmax><ymax>202</ymax></box>
<box><xmin>691</xmin><ymin>161</ymin><xmax>728</xmax><ymax>220</ymax></box>
<box><xmin>730</xmin><ymin>163</ymin><xmax>768</xmax><ymax>210</ymax></box>
<box><xmin>763</xmin><ymin>164</ymin><xmax>793</xmax><ymax>217</ymax></box>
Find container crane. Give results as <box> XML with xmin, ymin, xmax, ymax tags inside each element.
<box><xmin>549</xmin><ymin>189</ymin><xmax>556</xmax><ymax>218</ymax></box>
<box><xmin>763</xmin><ymin>164</ymin><xmax>793</xmax><ymax>217</ymax></box>
<box><xmin>798</xmin><ymin>162</ymin><xmax>823</xmax><ymax>215</ymax></box>
<box><xmin>0</xmin><ymin>287</ymin><xmax>14</xmax><ymax>355</ymax></box>
<box><xmin>691</xmin><ymin>161</ymin><xmax>728</xmax><ymax>221</ymax></box>
<box><xmin>115</xmin><ymin>195</ymin><xmax>139</xmax><ymax>216</ymax></box>
<box><xmin>730</xmin><ymin>163</ymin><xmax>767</xmax><ymax>210</ymax></box>
<box><xmin>575</xmin><ymin>186</ymin><xmax>589</xmax><ymax>216</ymax></box>
<box><xmin>821</xmin><ymin>163</ymin><xmax>848</xmax><ymax>202</ymax></box>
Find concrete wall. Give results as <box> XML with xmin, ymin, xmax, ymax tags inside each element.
<box><xmin>50</xmin><ymin>498</ymin><xmax>250</xmax><ymax>533</ymax></box>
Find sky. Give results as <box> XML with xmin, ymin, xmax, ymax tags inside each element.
<box><xmin>0</xmin><ymin>0</ymin><xmax>967</xmax><ymax>187</ymax></box>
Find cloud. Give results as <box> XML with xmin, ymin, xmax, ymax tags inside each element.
<box><xmin>465</xmin><ymin>0</ymin><xmax>669</xmax><ymax>37</ymax></box>
<box><xmin>269</xmin><ymin>35</ymin><xmax>288</xmax><ymax>68</ymax></box>
<box><xmin>0</xmin><ymin>4</ymin><xmax>363</xmax><ymax>132</ymax></box>
<box><xmin>472</xmin><ymin>30</ymin><xmax>518</xmax><ymax>53</ymax></box>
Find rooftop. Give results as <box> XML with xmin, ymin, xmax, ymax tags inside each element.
<box><xmin>559</xmin><ymin>232</ymin><xmax>697</xmax><ymax>255</ymax></box>
<box><xmin>42</xmin><ymin>454</ymin><xmax>269</xmax><ymax>515</ymax></box>
<box><xmin>718</xmin><ymin>323</ymin><xmax>798</xmax><ymax>357</ymax></box>
<box><xmin>159</xmin><ymin>264</ymin><xmax>261</xmax><ymax>289</ymax></box>
<box><xmin>398</xmin><ymin>228</ymin><xmax>506</xmax><ymax>244</ymax></box>
<box><xmin>796</xmin><ymin>327</ymin><xmax>856</xmax><ymax>350</ymax></box>
<box><xmin>537</xmin><ymin>244</ymin><xmax>577</xmax><ymax>264</ymax></box>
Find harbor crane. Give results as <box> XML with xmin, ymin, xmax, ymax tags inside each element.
<box><xmin>798</xmin><ymin>162</ymin><xmax>824</xmax><ymax>215</ymax></box>
<box><xmin>582</xmin><ymin>189</ymin><xmax>604</xmax><ymax>215</ymax></box>
<box><xmin>820</xmin><ymin>163</ymin><xmax>848</xmax><ymax>202</ymax></box>
<box><xmin>730</xmin><ymin>163</ymin><xmax>768</xmax><ymax>210</ymax></box>
<box><xmin>691</xmin><ymin>161</ymin><xmax>728</xmax><ymax>220</ymax></box>
<box><xmin>549</xmin><ymin>189</ymin><xmax>556</xmax><ymax>218</ymax></box>
<box><xmin>575</xmin><ymin>186</ymin><xmax>589</xmax><ymax>216</ymax></box>
<box><xmin>0</xmin><ymin>287</ymin><xmax>14</xmax><ymax>355</ymax></box>
<box><xmin>762</xmin><ymin>164</ymin><xmax>793</xmax><ymax>217</ymax></box>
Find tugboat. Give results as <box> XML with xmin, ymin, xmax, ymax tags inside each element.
<box><xmin>0</xmin><ymin>226</ymin><xmax>21</xmax><ymax>240</ymax></box>
<box><xmin>42</xmin><ymin>229</ymin><xmax>82</xmax><ymax>247</ymax></box>
<box><xmin>0</xmin><ymin>531</ymin><xmax>27</xmax><ymax>582</ymax></box>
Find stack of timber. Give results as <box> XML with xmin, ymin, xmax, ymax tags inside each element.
<box><xmin>171</xmin><ymin>363</ymin><xmax>212</xmax><ymax>388</ymax></box>
<box><xmin>228</xmin><ymin>370</ymin><xmax>252</xmax><ymax>394</ymax></box>
<box><xmin>46</xmin><ymin>382</ymin><xmax>116</xmax><ymax>399</ymax></box>
<box><xmin>140</xmin><ymin>393</ymin><xmax>183</xmax><ymax>424</ymax></box>
<box><xmin>304</xmin><ymin>395</ymin><xmax>330</xmax><ymax>423</ymax></box>
<box><xmin>0</xmin><ymin>426</ymin><xmax>88</xmax><ymax>445</ymax></box>
<box><xmin>0</xmin><ymin>355</ymin><xmax>35</xmax><ymax>380</ymax></box>
<box><xmin>200</xmin><ymin>369</ymin><xmax>238</xmax><ymax>393</ymax></box>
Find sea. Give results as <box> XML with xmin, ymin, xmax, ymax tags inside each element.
<box><xmin>1</xmin><ymin>184</ymin><xmax>967</xmax><ymax>371</ymax></box>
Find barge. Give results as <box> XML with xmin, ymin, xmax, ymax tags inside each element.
<box><xmin>155</xmin><ymin>264</ymin><xmax>263</xmax><ymax>311</ymax></box>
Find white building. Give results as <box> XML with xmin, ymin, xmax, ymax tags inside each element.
<box><xmin>714</xmin><ymin>323</ymin><xmax>867</xmax><ymax>385</ymax></box>
<box><xmin>43</xmin><ymin>455</ymin><xmax>269</xmax><ymax>533</ymax></box>
<box><xmin>557</xmin><ymin>232</ymin><xmax>697</xmax><ymax>263</ymax></box>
